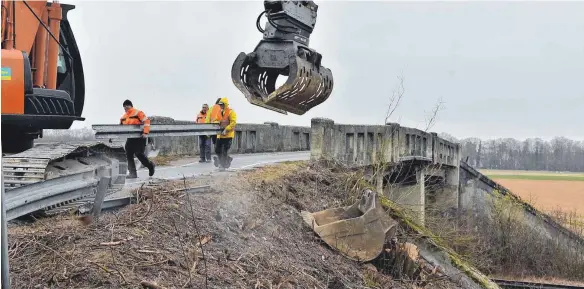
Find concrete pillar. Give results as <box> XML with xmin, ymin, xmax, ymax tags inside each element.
<box><xmin>441</xmin><ymin>167</ymin><xmax>460</xmax><ymax>211</ymax></box>
<box><xmin>376</xmin><ymin>172</ymin><xmax>384</xmax><ymax>195</ymax></box>
<box><xmin>387</xmin><ymin>169</ymin><xmax>425</xmax><ymax>226</ymax></box>
<box><xmin>310</xmin><ymin>118</ymin><xmax>335</xmax><ymax>161</ymax></box>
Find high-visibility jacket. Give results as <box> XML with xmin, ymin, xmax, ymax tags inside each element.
<box><xmin>120</xmin><ymin>107</ymin><xmax>151</xmax><ymax>134</ymax></box>
<box><xmin>216</xmin><ymin>98</ymin><xmax>237</xmax><ymax>139</ymax></box>
<box><xmin>196</xmin><ymin>111</ymin><xmax>207</xmax><ymax>123</ymax></box>
<box><xmin>206</xmin><ymin>103</ymin><xmax>222</xmax><ymax>124</ymax></box>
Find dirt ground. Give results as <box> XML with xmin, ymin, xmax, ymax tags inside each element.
<box><xmin>7</xmin><ymin>161</ymin><xmax>463</xmax><ymax>289</ymax></box>
<box><xmin>494</xmin><ymin>179</ymin><xmax>584</xmax><ymax>216</ymax></box>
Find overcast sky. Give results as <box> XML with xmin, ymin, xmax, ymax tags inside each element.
<box><xmin>64</xmin><ymin>0</ymin><xmax>584</xmax><ymax>140</ymax></box>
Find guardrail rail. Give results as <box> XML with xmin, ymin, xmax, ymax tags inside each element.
<box><xmin>92</xmin><ymin>123</ymin><xmax>222</xmax><ymax>139</ymax></box>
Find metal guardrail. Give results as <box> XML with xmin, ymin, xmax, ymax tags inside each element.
<box><xmin>92</xmin><ymin>124</ymin><xmax>222</xmax><ymax>139</ymax></box>
<box><xmin>3</xmin><ymin>169</ymin><xmax>100</xmax><ymax>221</ymax></box>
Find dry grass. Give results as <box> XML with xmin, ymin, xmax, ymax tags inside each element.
<box><xmin>7</xmin><ymin>161</ymin><xmax>465</xmax><ymax>289</ymax></box>
<box><xmin>424</xmin><ymin>190</ymin><xmax>584</xmax><ymax>282</ymax></box>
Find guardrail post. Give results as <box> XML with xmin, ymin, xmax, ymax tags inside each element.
<box><xmin>91</xmin><ymin>176</ymin><xmax>111</xmax><ymax>220</ymax></box>
<box><xmin>1</xmin><ymin>167</ymin><xmax>11</xmax><ymax>289</ymax></box>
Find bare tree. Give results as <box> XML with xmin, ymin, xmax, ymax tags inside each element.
<box><xmin>384</xmin><ymin>74</ymin><xmax>405</xmax><ymax>125</ymax></box>
<box><xmin>423</xmin><ymin>96</ymin><xmax>445</xmax><ymax>132</ymax></box>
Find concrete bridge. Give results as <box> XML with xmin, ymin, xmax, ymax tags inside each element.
<box><xmin>309</xmin><ymin>118</ymin><xmax>461</xmax><ymax>226</ymax></box>
<box><xmin>308</xmin><ymin>117</ymin><xmax>584</xmax><ymax>254</ymax></box>
<box><xmin>149</xmin><ymin>116</ymin><xmax>583</xmax><ymax>252</ymax></box>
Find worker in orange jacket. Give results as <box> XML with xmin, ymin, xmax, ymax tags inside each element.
<box><xmin>196</xmin><ymin>103</ymin><xmax>212</xmax><ymax>163</ymax></box>
<box><xmin>120</xmin><ymin>99</ymin><xmax>155</xmax><ymax>178</ymax></box>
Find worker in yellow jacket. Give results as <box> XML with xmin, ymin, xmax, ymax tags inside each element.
<box><xmin>212</xmin><ymin>97</ymin><xmax>237</xmax><ymax>171</ymax></box>
<box><xmin>206</xmin><ymin>98</ymin><xmax>222</xmax><ymax>146</ymax></box>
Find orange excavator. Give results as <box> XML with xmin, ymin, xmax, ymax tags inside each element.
<box><xmin>1</xmin><ymin>0</ymin><xmax>85</xmax><ymax>154</ymax></box>
<box><xmin>1</xmin><ymin>1</ymin><xmax>127</xmax><ymax>196</ymax></box>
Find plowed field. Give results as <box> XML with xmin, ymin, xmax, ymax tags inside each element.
<box><xmin>482</xmin><ymin>169</ymin><xmax>584</xmax><ymax>234</ymax></box>
<box><xmin>493</xmin><ymin>178</ymin><xmax>584</xmax><ymax>214</ymax></box>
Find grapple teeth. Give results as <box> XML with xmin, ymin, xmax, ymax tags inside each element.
<box><xmin>231</xmin><ymin>52</ymin><xmax>290</xmax><ymax>115</ymax></box>
<box><xmin>232</xmin><ymin>0</ymin><xmax>334</xmax><ymax>115</ymax></box>
<box><xmin>231</xmin><ymin>48</ymin><xmax>334</xmax><ymax>115</ymax></box>
<box><xmin>269</xmin><ymin>55</ymin><xmax>333</xmax><ymax>115</ymax></box>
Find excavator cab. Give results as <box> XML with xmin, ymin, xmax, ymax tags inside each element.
<box><xmin>1</xmin><ymin>1</ymin><xmax>85</xmax><ymax>153</ymax></box>
<box><xmin>231</xmin><ymin>0</ymin><xmax>334</xmax><ymax>115</ymax></box>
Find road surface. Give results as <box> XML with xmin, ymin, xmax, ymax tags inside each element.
<box><xmin>112</xmin><ymin>151</ymin><xmax>310</xmax><ymax>194</ymax></box>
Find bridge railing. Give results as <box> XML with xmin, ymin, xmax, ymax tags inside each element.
<box><xmin>397</xmin><ymin>126</ymin><xmax>433</xmax><ymax>161</ymax></box>
<box><xmin>432</xmin><ymin>135</ymin><xmax>460</xmax><ymax>167</ymax></box>
<box><xmin>108</xmin><ymin>118</ymin><xmax>312</xmax><ymax>156</ymax></box>
<box><xmin>310</xmin><ymin>118</ymin><xmax>460</xmax><ymax>168</ymax></box>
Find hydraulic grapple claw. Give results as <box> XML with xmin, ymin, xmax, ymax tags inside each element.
<box><xmin>231</xmin><ymin>0</ymin><xmax>334</xmax><ymax>116</ymax></box>
<box><xmin>231</xmin><ymin>46</ymin><xmax>334</xmax><ymax>115</ymax></box>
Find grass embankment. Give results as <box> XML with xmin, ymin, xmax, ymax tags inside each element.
<box><xmin>7</xmin><ymin>161</ymin><xmax>465</xmax><ymax>289</ymax></box>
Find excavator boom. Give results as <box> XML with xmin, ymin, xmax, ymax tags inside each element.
<box><xmin>231</xmin><ymin>0</ymin><xmax>334</xmax><ymax>115</ymax></box>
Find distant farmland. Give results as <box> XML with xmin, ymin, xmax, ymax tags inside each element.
<box><xmin>482</xmin><ymin>170</ymin><xmax>584</xmax><ymax>182</ymax></box>
<box><xmin>481</xmin><ymin>169</ymin><xmax>584</xmax><ymax>233</ymax></box>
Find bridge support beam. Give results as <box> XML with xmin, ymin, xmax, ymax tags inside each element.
<box><xmin>431</xmin><ymin>167</ymin><xmax>460</xmax><ymax>214</ymax></box>
<box><xmin>387</xmin><ymin>168</ymin><xmax>426</xmax><ymax>226</ymax></box>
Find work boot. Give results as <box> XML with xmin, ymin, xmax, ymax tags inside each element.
<box><xmin>213</xmin><ymin>156</ymin><xmax>219</xmax><ymax>167</ymax></box>
<box><xmin>148</xmin><ymin>163</ymin><xmax>155</xmax><ymax>177</ymax></box>
<box><xmin>127</xmin><ymin>170</ymin><xmax>138</xmax><ymax>179</ymax></box>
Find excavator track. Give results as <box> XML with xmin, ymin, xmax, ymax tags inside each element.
<box><xmin>2</xmin><ymin>142</ymin><xmax>128</xmax><ymax>218</ymax></box>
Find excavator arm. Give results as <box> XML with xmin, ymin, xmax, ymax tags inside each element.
<box><xmin>231</xmin><ymin>0</ymin><xmax>334</xmax><ymax>115</ymax></box>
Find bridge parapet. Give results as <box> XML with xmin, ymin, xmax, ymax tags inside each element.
<box><xmin>432</xmin><ymin>134</ymin><xmax>459</xmax><ymax>167</ymax></box>
<box><xmin>148</xmin><ymin>117</ymin><xmax>311</xmax><ymax>156</ymax></box>
<box><xmin>310</xmin><ymin>118</ymin><xmax>460</xmax><ymax>168</ymax></box>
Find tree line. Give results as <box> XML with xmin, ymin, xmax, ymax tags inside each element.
<box><xmin>439</xmin><ymin>133</ymin><xmax>584</xmax><ymax>172</ymax></box>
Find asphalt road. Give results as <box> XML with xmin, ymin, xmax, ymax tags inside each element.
<box><xmin>122</xmin><ymin>151</ymin><xmax>310</xmax><ymax>189</ymax></box>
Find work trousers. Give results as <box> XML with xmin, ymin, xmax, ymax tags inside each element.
<box><xmin>215</xmin><ymin>137</ymin><xmax>233</xmax><ymax>168</ymax></box>
<box><xmin>125</xmin><ymin>138</ymin><xmax>153</xmax><ymax>173</ymax></box>
<box><xmin>198</xmin><ymin>135</ymin><xmax>212</xmax><ymax>161</ymax></box>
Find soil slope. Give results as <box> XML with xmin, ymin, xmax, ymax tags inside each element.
<box><xmin>7</xmin><ymin>161</ymin><xmax>462</xmax><ymax>289</ymax></box>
